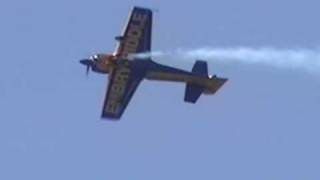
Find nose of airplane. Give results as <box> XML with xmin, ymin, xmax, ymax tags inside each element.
<box><xmin>79</xmin><ymin>59</ymin><xmax>93</xmax><ymax>66</ymax></box>
<box><xmin>80</xmin><ymin>59</ymin><xmax>94</xmax><ymax>76</ymax></box>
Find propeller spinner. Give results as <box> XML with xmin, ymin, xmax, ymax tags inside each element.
<box><xmin>80</xmin><ymin>59</ymin><xmax>94</xmax><ymax>76</ymax></box>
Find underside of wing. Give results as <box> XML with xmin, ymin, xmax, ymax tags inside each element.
<box><xmin>115</xmin><ymin>7</ymin><xmax>153</xmax><ymax>58</ymax></box>
<box><xmin>101</xmin><ymin>63</ymin><xmax>143</xmax><ymax>119</ymax></box>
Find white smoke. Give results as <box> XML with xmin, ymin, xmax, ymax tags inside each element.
<box><xmin>133</xmin><ymin>47</ymin><xmax>320</xmax><ymax>73</ymax></box>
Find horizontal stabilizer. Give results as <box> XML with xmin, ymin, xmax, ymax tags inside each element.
<box><xmin>184</xmin><ymin>60</ymin><xmax>208</xmax><ymax>103</ymax></box>
<box><xmin>184</xmin><ymin>84</ymin><xmax>204</xmax><ymax>103</ymax></box>
<box><xmin>192</xmin><ymin>60</ymin><xmax>208</xmax><ymax>77</ymax></box>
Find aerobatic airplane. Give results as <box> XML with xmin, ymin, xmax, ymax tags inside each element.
<box><xmin>80</xmin><ymin>6</ymin><xmax>227</xmax><ymax>119</ymax></box>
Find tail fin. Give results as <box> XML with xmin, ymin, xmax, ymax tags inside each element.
<box><xmin>184</xmin><ymin>60</ymin><xmax>208</xmax><ymax>103</ymax></box>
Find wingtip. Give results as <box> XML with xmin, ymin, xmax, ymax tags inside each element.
<box><xmin>133</xmin><ymin>6</ymin><xmax>156</xmax><ymax>13</ymax></box>
<box><xmin>101</xmin><ymin>114</ymin><xmax>121</xmax><ymax>121</ymax></box>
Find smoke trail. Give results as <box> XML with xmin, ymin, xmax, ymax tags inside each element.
<box><xmin>134</xmin><ymin>47</ymin><xmax>320</xmax><ymax>73</ymax></box>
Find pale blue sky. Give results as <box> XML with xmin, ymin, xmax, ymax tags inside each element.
<box><xmin>1</xmin><ymin>0</ymin><xmax>320</xmax><ymax>179</ymax></box>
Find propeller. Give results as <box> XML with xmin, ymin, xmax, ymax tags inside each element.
<box><xmin>80</xmin><ymin>59</ymin><xmax>93</xmax><ymax>77</ymax></box>
<box><xmin>86</xmin><ymin>64</ymin><xmax>90</xmax><ymax>76</ymax></box>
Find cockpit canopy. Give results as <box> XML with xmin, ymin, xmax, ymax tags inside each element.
<box><xmin>88</xmin><ymin>54</ymin><xmax>116</xmax><ymax>74</ymax></box>
<box><xmin>90</xmin><ymin>54</ymin><xmax>100</xmax><ymax>61</ymax></box>
<box><xmin>90</xmin><ymin>54</ymin><xmax>115</xmax><ymax>62</ymax></box>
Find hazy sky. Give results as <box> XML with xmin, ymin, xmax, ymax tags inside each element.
<box><xmin>1</xmin><ymin>0</ymin><xmax>320</xmax><ymax>179</ymax></box>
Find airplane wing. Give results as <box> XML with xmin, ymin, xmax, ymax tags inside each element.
<box><xmin>101</xmin><ymin>63</ymin><xmax>143</xmax><ymax>119</ymax></box>
<box><xmin>114</xmin><ymin>7</ymin><xmax>152</xmax><ymax>58</ymax></box>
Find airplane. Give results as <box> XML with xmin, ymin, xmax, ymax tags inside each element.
<box><xmin>80</xmin><ymin>6</ymin><xmax>228</xmax><ymax>120</ymax></box>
